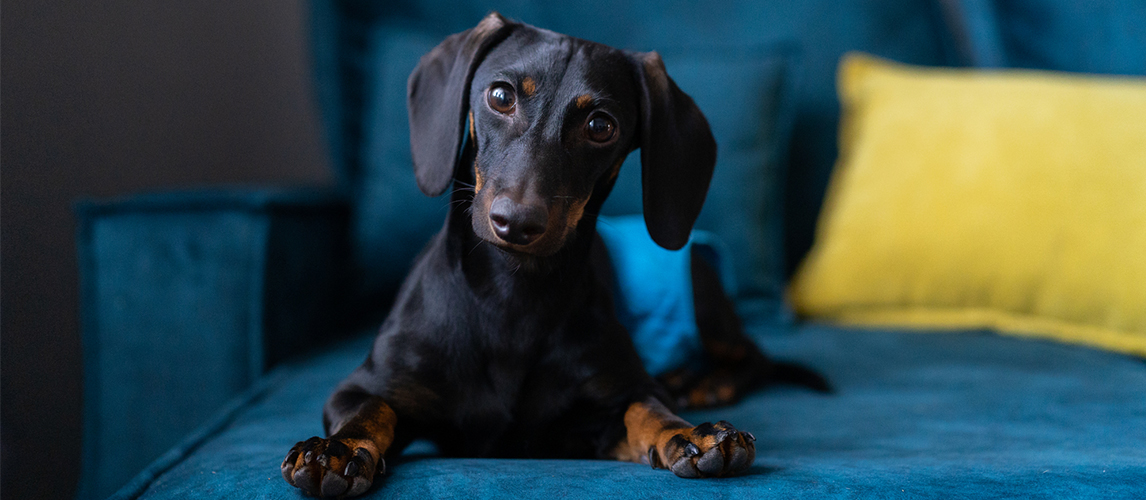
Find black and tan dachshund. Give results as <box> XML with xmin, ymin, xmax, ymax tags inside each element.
<box><xmin>282</xmin><ymin>13</ymin><xmax>828</xmax><ymax>498</ymax></box>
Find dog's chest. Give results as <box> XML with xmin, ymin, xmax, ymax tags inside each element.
<box><xmin>438</xmin><ymin>320</ymin><xmax>597</xmax><ymax>457</ymax></box>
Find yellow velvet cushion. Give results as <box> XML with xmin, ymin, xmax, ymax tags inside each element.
<box><xmin>789</xmin><ymin>53</ymin><xmax>1146</xmax><ymax>356</ymax></box>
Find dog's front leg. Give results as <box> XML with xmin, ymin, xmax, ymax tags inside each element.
<box><xmin>612</xmin><ymin>396</ymin><xmax>756</xmax><ymax>478</ymax></box>
<box><xmin>282</xmin><ymin>392</ymin><xmax>397</xmax><ymax>497</ymax></box>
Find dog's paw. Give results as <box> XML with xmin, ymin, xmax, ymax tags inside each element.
<box><xmin>282</xmin><ymin>437</ymin><xmax>382</xmax><ymax>498</ymax></box>
<box><xmin>659</xmin><ymin>368</ymin><xmax>748</xmax><ymax>409</ymax></box>
<box><xmin>650</xmin><ymin>421</ymin><xmax>755</xmax><ymax>478</ymax></box>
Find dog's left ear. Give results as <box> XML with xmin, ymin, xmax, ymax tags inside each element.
<box><xmin>630</xmin><ymin>51</ymin><xmax>717</xmax><ymax>250</ymax></box>
<box><xmin>407</xmin><ymin>13</ymin><xmax>517</xmax><ymax>196</ymax></box>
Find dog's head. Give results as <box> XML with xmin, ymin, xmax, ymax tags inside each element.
<box><xmin>408</xmin><ymin>13</ymin><xmax>715</xmax><ymax>256</ymax></box>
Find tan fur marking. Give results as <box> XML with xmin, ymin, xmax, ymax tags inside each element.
<box><xmin>474</xmin><ymin>166</ymin><xmax>483</xmax><ymax>194</ymax></box>
<box><xmin>469</xmin><ymin>110</ymin><xmax>476</xmax><ymax>141</ymax></box>
<box><xmin>564</xmin><ymin>197</ymin><xmax>590</xmax><ymax>234</ymax></box>
<box><xmin>611</xmin><ymin>397</ymin><xmax>692</xmax><ymax>464</ymax></box>
<box><xmin>328</xmin><ymin>398</ymin><xmax>398</xmax><ymax>462</ymax></box>
<box><xmin>575</xmin><ymin>94</ymin><xmax>593</xmax><ymax>108</ymax></box>
<box><xmin>608</xmin><ymin>159</ymin><xmax>624</xmax><ymax>183</ymax></box>
<box><xmin>521</xmin><ymin>77</ymin><xmax>537</xmax><ymax>96</ymax></box>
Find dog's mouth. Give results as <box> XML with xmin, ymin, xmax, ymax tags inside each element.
<box><xmin>485</xmin><ymin>233</ymin><xmax>550</xmax><ymax>255</ymax></box>
<box><xmin>471</xmin><ymin>195</ymin><xmax>590</xmax><ymax>258</ymax></box>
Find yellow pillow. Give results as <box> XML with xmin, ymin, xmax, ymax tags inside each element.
<box><xmin>789</xmin><ymin>53</ymin><xmax>1146</xmax><ymax>357</ymax></box>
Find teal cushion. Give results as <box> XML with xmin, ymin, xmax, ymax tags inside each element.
<box><xmin>956</xmin><ymin>0</ymin><xmax>1146</xmax><ymax>74</ymax></box>
<box><xmin>353</xmin><ymin>29</ymin><xmax>446</xmax><ymax>300</ymax></box>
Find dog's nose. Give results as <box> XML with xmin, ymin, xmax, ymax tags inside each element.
<box><xmin>489</xmin><ymin>196</ymin><xmax>548</xmax><ymax>246</ymax></box>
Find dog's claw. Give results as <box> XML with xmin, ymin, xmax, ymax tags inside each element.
<box><xmin>660</xmin><ymin>421</ymin><xmax>756</xmax><ymax>479</ymax></box>
<box><xmin>684</xmin><ymin>443</ymin><xmax>701</xmax><ymax>458</ymax></box>
<box><xmin>647</xmin><ymin>445</ymin><xmax>662</xmax><ymax>469</ymax></box>
<box><xmin>282</xmin><ymin>437</ymin><xmax>378</xmax><ymax>497</ymax></box>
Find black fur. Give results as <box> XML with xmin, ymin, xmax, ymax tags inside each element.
<box><xmin>322</xmin><ymin>12</ymin><xmax>824</xmax><ymax>465</ymax></box>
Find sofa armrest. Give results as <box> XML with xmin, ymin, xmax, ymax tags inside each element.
<box><xmin>75</xmin><ymin>187</ymin><xmax>351</xmax><ymax>500</ymax></box>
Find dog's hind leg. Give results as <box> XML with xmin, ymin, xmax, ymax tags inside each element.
<box><xmin>282</xmin><ymin>388</ymin><xmax>397</xmax><ymax>498</ymax></box>
<box><xmin>658</xmin><ymin>250</ymin><xmax>831</xmax><ymax>409</ymax></box>
<box><xmin>611</xmin><ymin>396</ymin><xmax>756</xmax><ymax>478</ymax></box>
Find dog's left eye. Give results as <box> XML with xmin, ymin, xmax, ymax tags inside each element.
<box><xmin>487</xmin><ymin>83</ymin><xmax>516</xmax><ymax>114</ymax></box>
<box><xmin>585</xmin><ymin>114</ymin><xmax>617</xmax><ymax>143</ymax></box>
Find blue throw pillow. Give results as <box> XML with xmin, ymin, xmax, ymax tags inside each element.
<box><xmin>597</xmin><ymin>215</ymin><xmax>737</xmax><ymax>376</ymax></box>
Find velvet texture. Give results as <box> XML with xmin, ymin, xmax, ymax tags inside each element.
<box><xmin>76</xmin><ymin>189</ymin><xmax>350</xmax><ymax>500</ymax></box>
<box><xmin>956</xmin><ymin>0</ymin><xmax>1146</xmax><ymax>75</ymax></box>
<box><xmin>111</xmin><ymin>325</ymin><xmax>1146</xmax><ymax>499</ymax></box>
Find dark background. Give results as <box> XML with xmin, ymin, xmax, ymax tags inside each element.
<box><xmin>2</xmin><ymin>1</ymin><xmax>332</xmax><ymax>498</ymax></box>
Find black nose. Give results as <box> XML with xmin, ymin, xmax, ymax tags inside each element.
<box><xmin>489</xmin><ymin>196</ymin><xmax>548</xmax><ymax>246</ymax></box>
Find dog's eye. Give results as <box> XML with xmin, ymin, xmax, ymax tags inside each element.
<box><xmin>585</xmin><ymin>114</ymin><xmax>617</xmax><ymax>143</ymax></box>
<box><xmin>487</xmin><ymin>83</ymin><xmax>516</xmax><ymax>114</ymax></box>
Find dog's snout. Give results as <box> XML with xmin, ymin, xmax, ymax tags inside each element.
<box><xmin>489</xmin><ymin>196</ymin><xmax>548</xmax><ymax>246</ymax></box>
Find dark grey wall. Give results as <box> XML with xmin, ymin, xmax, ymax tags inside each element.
<box><xmin>1</xmin><ymin>1</ymin><xmax>332</xmax><ymax>498</ymax></box>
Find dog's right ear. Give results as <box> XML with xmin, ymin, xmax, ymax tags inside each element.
<box><xmin>407</xmin><ymin>12</ymin><xmax>516</xmax><ymax>197</ymax></box>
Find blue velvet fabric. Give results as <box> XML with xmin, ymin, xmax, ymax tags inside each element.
<box><xmin>111</xmin><ymin>326</ymin><xmax>1146</xmax><ymax>499</ymax></box>
<box><xmin>957</xmin><ymin>0</ymin><xmax>1146</xmax><ymax>75</ymax></box>
<box><xmin>597</xmin><ymin>215</ymin><xmax>701</xmax><ymax>377</ymax></box>
<box><xmin>596</xmin><ymin>215</ymin><xmax>741</xmax><ymax>377</ymax></box>
<box><xmin>75</xmin><ymin>189</ymin><xmax>350</xmax><ymax>500</ymax></box>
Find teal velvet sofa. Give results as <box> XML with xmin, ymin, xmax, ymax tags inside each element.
<box><xmin>76</xmin><ymin>1</ymin><xmax>1146</xmax><ymax>498</ymax></box>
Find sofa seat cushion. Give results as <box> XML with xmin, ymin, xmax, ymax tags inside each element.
<box><xmin>113</xmin><ymin>326</ymin><xmax>1146</xmax><ymax>499</ymax></box>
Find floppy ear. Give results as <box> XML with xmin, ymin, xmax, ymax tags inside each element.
<box><xmin>407</xmin><ymin>12</ymin><xmax>516</xmax><ymax>196</ymax></box>
<box><xmin>631</xmin><ymin>51</ymin><xmax>717</xmax><ymax>250</ymax></box>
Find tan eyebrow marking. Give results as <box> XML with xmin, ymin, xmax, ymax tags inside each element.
<box><xmin>575</xmin><ymin>94</ymin><xmax>593</xmax><ymax>108</ymax></box>
<box><xmin>521</xmin><ymin>77</ymin><xmax>537</xmax><ymax>96</ymax></box>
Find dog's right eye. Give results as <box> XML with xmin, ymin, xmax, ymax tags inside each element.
<box><xmin>487</xmin><ymin>84</ymin><xmax>516</xmax><ymax>114</ymax></box>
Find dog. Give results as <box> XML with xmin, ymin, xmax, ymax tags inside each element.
<box><xmin>281</xmin><ymin>13</ymin><xmax>828</xmax><ymax>497</ymax></box>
